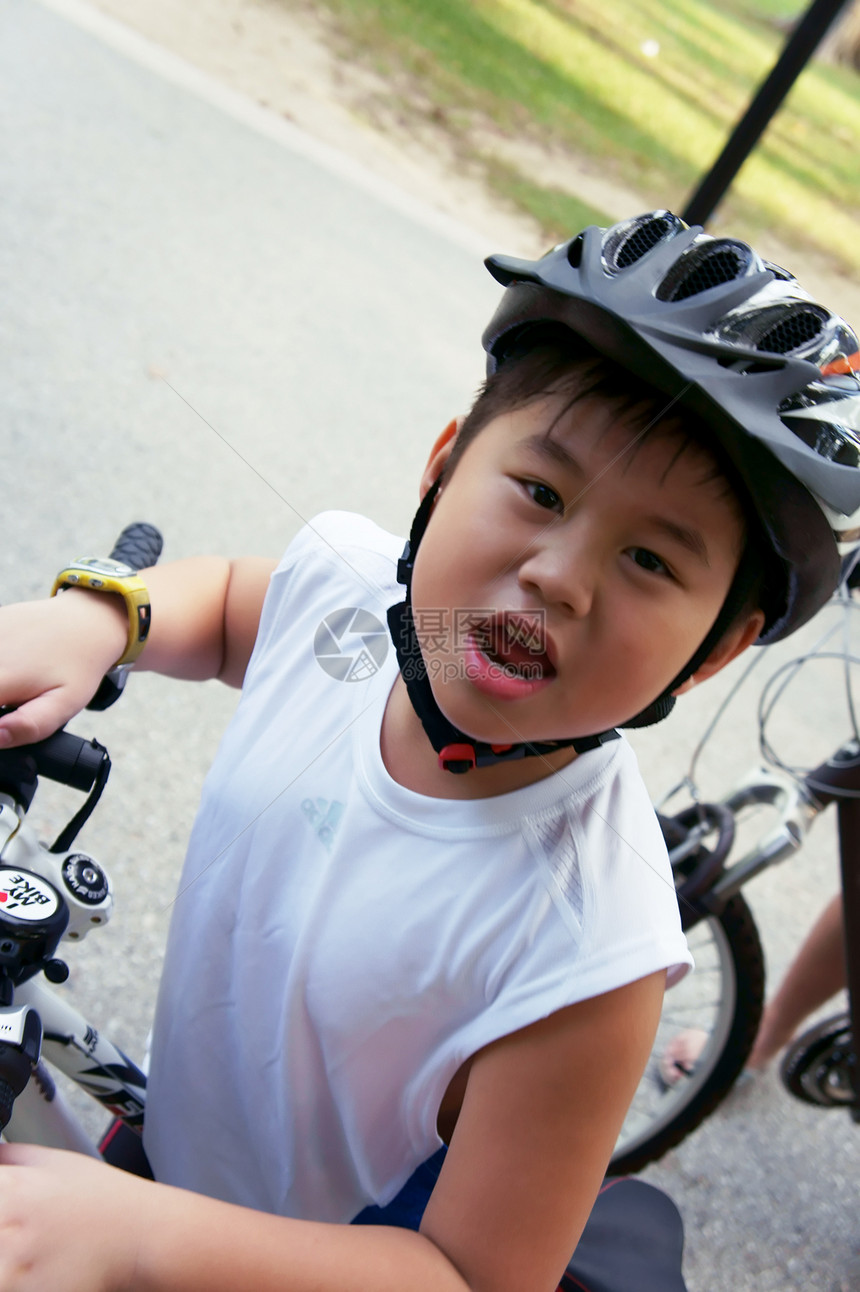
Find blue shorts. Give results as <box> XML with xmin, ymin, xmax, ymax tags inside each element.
<box><xmin>351</xmin><ymin>1146</ymin><xmax>447</xmax><ymax>1231</ymax></box>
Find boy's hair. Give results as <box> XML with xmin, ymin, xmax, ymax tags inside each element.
<box><xmin>442</xmin><ymin>325</ymin><xmax>778</xmax><ymax>638</ymax></box>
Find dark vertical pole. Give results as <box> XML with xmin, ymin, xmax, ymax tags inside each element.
<box><xmin>836</xmin><ymin>798</ymin><xmax>860</xmax><ymax>1117</ymax></box>
<box><xmin>682</xmin><ymin>0</ymin><xmax>850</xmax><ymax>226</ymax></box>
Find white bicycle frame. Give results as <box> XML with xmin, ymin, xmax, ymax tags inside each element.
<box><xmin>0</xmin><ymin>796</ymin><xmax>147</xmax><ymax>1156</ymax></box>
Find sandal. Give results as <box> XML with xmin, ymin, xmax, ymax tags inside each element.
<box><xmin>657</xmin><ymin>1028</ymin><xmax>708</xmax><ymax>1088</ymax></box>
<box><xmin>658</xmin><ymin>1028</ymin><xmax>761</xmax><ymax>1091</ymax></box>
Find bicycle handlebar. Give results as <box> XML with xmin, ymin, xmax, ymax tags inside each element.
<box><xmin>107</xmin><ymin>521</ymin><xmax>163</xmax><ymax>572</ymax></box>
<box><xmin>87</xmin><ymin>522</ymin><xmax>163</xmax><ymax>713</ymax></box>
<box><xmin>0</xmin><ymin>730</ymin><xmax>108</xmax><ymax>795</ymax></box>
<box><xmin>0</xmin><ymin>523</ymin><xmax>162</xmax><ymax>819</ymax></box>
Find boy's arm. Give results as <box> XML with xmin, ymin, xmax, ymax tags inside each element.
<box><xmin>134</xmin><ymin>557</ymin><xmax>276</xmax><ymax>686</ymax></box>
<box><xmin>0</xmin><ymin>972</ymin><xmax>665</xmax><ymax>1292</ymax></box>
<box><xmin>420</xmin><ymin>969</ymin><xmax>667</xmax><ymax>1291</ymax></box>
<box><xmin>0</xmin><ymin>556</ymin><xmax>275</xmax><ymax>747</ymax></box>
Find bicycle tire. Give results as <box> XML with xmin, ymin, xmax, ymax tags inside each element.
<box><xmin>780</xmin><ymin>1012</ymin><xmax>855</xmax><ymax>1107</ymax></box>
<box><xmin>609</xmin><ymin>895</ymin><xmax>765</xmax><ymax>1174</ymax></box>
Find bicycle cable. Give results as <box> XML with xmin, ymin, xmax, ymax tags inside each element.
<box><xmin>659</xmin><ymin>586</ymin><xmax>860</xmax><ymax>809</ymax></box>
<box><xmin>756</xmin><ymin>588</ymin><xmax>860</xmax><ymax>794</ymax></box>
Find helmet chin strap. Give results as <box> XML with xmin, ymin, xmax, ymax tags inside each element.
<box><xmin>386</xmin><ymin>482</ymin><xmax>758</xmax><ymax>774</ymax></box>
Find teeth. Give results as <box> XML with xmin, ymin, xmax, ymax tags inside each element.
<box><xmin>468</xmin><ymin>616</ymin><xmax>544</xmax><ymax>657</ymax></box>
<box><xmin>504</xmin><ymin>617</ymin><xmax>543</xmax><ymax>653</ymax></box>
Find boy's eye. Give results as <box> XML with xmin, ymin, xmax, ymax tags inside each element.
<box><xmin>629</xmin><ymin>547</ymin><xmax>670</xmax><ymax>577</ymax></box>
<box><xmin>524</xmin><ymin>481</ymin><xmax>563</xmax><ymax>512</ymax></box>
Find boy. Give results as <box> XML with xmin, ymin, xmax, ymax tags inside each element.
<box><xmin>0</xmin><ymin>211</ymin><xmax>857</xmax><ymax>1291</ymax></box>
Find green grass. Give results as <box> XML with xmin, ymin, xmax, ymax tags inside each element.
<box><xmin>298</xmin><ymin>0</ymin><xmax>860</xmax><ymax>272</ymax></box>
<box><xmin>484</xmin><ymin>158</ymin><xmax>615</xmax><ymax>229</ymax></box>
<box><xmin>725</xmin><ymin>0</ymin><xmax>805</xmax><ymax>24</ymax></box>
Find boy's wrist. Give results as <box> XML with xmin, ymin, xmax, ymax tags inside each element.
<box><xmin>54</xmin><ymin>585</ymin><xmax>133</xmax><ymax>672</ymax></box>
<box><xmin>51</xmin><ymin>559</ymin><xmax>151</xmax><ymax>667</ymax></box>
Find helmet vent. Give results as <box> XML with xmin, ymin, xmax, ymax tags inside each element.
<box><xmin>756</xmin><ymin>306</ymin><xmax>827</xmax><ymax>355</ymax></box>
<box><xmin>602</xmin><ymin>213</ymin><xmax>680</xmax><ymax>273</ymax></box>
<box><xmin>657</xmin><ymin>240</ymin><xmax>752</xmax><ymax>302</ymax></box>
<box><xmin>566</xmin><ymin>234</ymin><xmax>584</xmax><ymax>269</ymax></box>
<box><xmin>615</xmin><ymin>216</ymin><xmax>674</xmax><ymax>268</ymax></box>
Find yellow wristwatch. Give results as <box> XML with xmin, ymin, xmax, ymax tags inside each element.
<box><xmin>51</xmin><ymin>558</ymin><xmax>151</xmax><ymax>667</ymax></box>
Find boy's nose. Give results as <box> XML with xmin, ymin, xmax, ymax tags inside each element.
<box><xmin>517</xmin><ymin>529</ymin><xmax>595</xmax><ymax>617</ymax></box>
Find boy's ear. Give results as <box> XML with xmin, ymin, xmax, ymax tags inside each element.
<box><xmin>420</xmin><ymin>417</ymin><xmax>462</xmax><ymax>499</ymax></box>
<box><xmin>672</xmin><ymin>608</ymin><xmax>766</xmax><ymax>696</ymax></box>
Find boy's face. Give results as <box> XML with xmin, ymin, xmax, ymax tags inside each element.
<box><xmin>410</xmin><ymin>393</ymin><xmax>763</xmax><ymax>747</ymax></box>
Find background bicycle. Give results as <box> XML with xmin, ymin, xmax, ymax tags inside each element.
<box><xmin>623</xmin><ymin>594</ymin><xmax>859</xmax><ymax>1288</ymax></box>
<box><xmin>611</xmin><ymin>576</ymin><xmax>860</xmax><ymax>1171</ymax></box>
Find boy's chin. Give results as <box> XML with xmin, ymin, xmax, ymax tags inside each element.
<box><xmin>432</xmin><ymin>698</ymin><xmax>590</xmax><ymax>750</ymax></box>
<box><xmin>429</xmin><ymin>675</ymin><xmax>635</xmax><ymax>747</ymax></box>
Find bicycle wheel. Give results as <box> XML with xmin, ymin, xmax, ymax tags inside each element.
<box><xmin>609</xmin><ymin>895</ymin><xmax>764</xmax><ymax>1174</ymax></box>
<box><xmin>780</xmin><ymin>1013</ymin><xmax>856</xmax><ymax>1107</ymax></box>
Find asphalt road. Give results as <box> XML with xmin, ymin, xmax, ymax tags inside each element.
<box><xmin>1</xmin><ymin>1</ymin><xmax>857</xmax><ymax>1287</ymax></box>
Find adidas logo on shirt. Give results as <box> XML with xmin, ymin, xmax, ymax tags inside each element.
<box><xmin>301</xmin><ymin>798</ymin><xmax>344</xmax><ymax>850</ymax></box>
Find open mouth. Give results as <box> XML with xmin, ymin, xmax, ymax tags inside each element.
<box><xmin>471</xmin><ymin>613</ymin><xmax>555</xmax><ymax>679</ymax></box>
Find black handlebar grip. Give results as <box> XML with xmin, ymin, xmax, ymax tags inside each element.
<box><xmin>0</xmin><ymin>1012</ymin><xmax>43</xmax><ymax>1130</ymax></box>
<box><xmin>0</xmin><ymin>1074</ymin><xmax>17</xmax><ymax>1132</ymax></box>
<box><xmin>110</xmin><ymin>522</ymin><xmax>163</xmax><ymax>571</ymax></box>
<box><xmin>26</xmin><ymin>729</ymin><xmax>108</xmax><ymax>792</ymax></box>
<box><xmin>86</xmin><ymin>523</ymin><xmax>163</xmax><ymax>712</ymax></box>
<box><xmin>0</xmin><ymin>729</ymin><xmax>108</xmax><ymax>810</ymax></box>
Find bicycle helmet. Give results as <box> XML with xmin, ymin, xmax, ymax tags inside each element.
<box><xmin>389</xmin><ymin>211</ymin><xmax>860</xmax><ymax>773</ymax></box>
<box><xmin>484</xmin><ymin>210</ymin><xmax>860</xmax><ymax>643</ymax></box>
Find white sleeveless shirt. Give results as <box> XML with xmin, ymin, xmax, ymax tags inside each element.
<box><xmin>144</xmin><ymin>513</ymin><xmax>691</xmax><ymax>1222</ymax></box>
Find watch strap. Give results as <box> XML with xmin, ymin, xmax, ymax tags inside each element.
<box><xmin>51</xmin><ymin>561</ymin><xmax>151</xmax><ymax>667</ymax></box>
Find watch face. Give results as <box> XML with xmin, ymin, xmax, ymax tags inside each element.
<box><xmin>76</xmin><ymin>558</ymin><xmax>136</xmax><ymax>579</ymax></box>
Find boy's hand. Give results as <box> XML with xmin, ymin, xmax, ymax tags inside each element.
<box><xmin>0</xmin><ymin>1143</ymin><xmax>147</xmax><ymax>1291</ymax></box>
<box><xmin>0</xmin><ymin>592</ymin><xmax>127</xmax><ymax>748</ymax></box>
<box><xmin>0</xmin><ymin>556</ymin><xmax>276</xmax><ymax>748</ymax></box>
